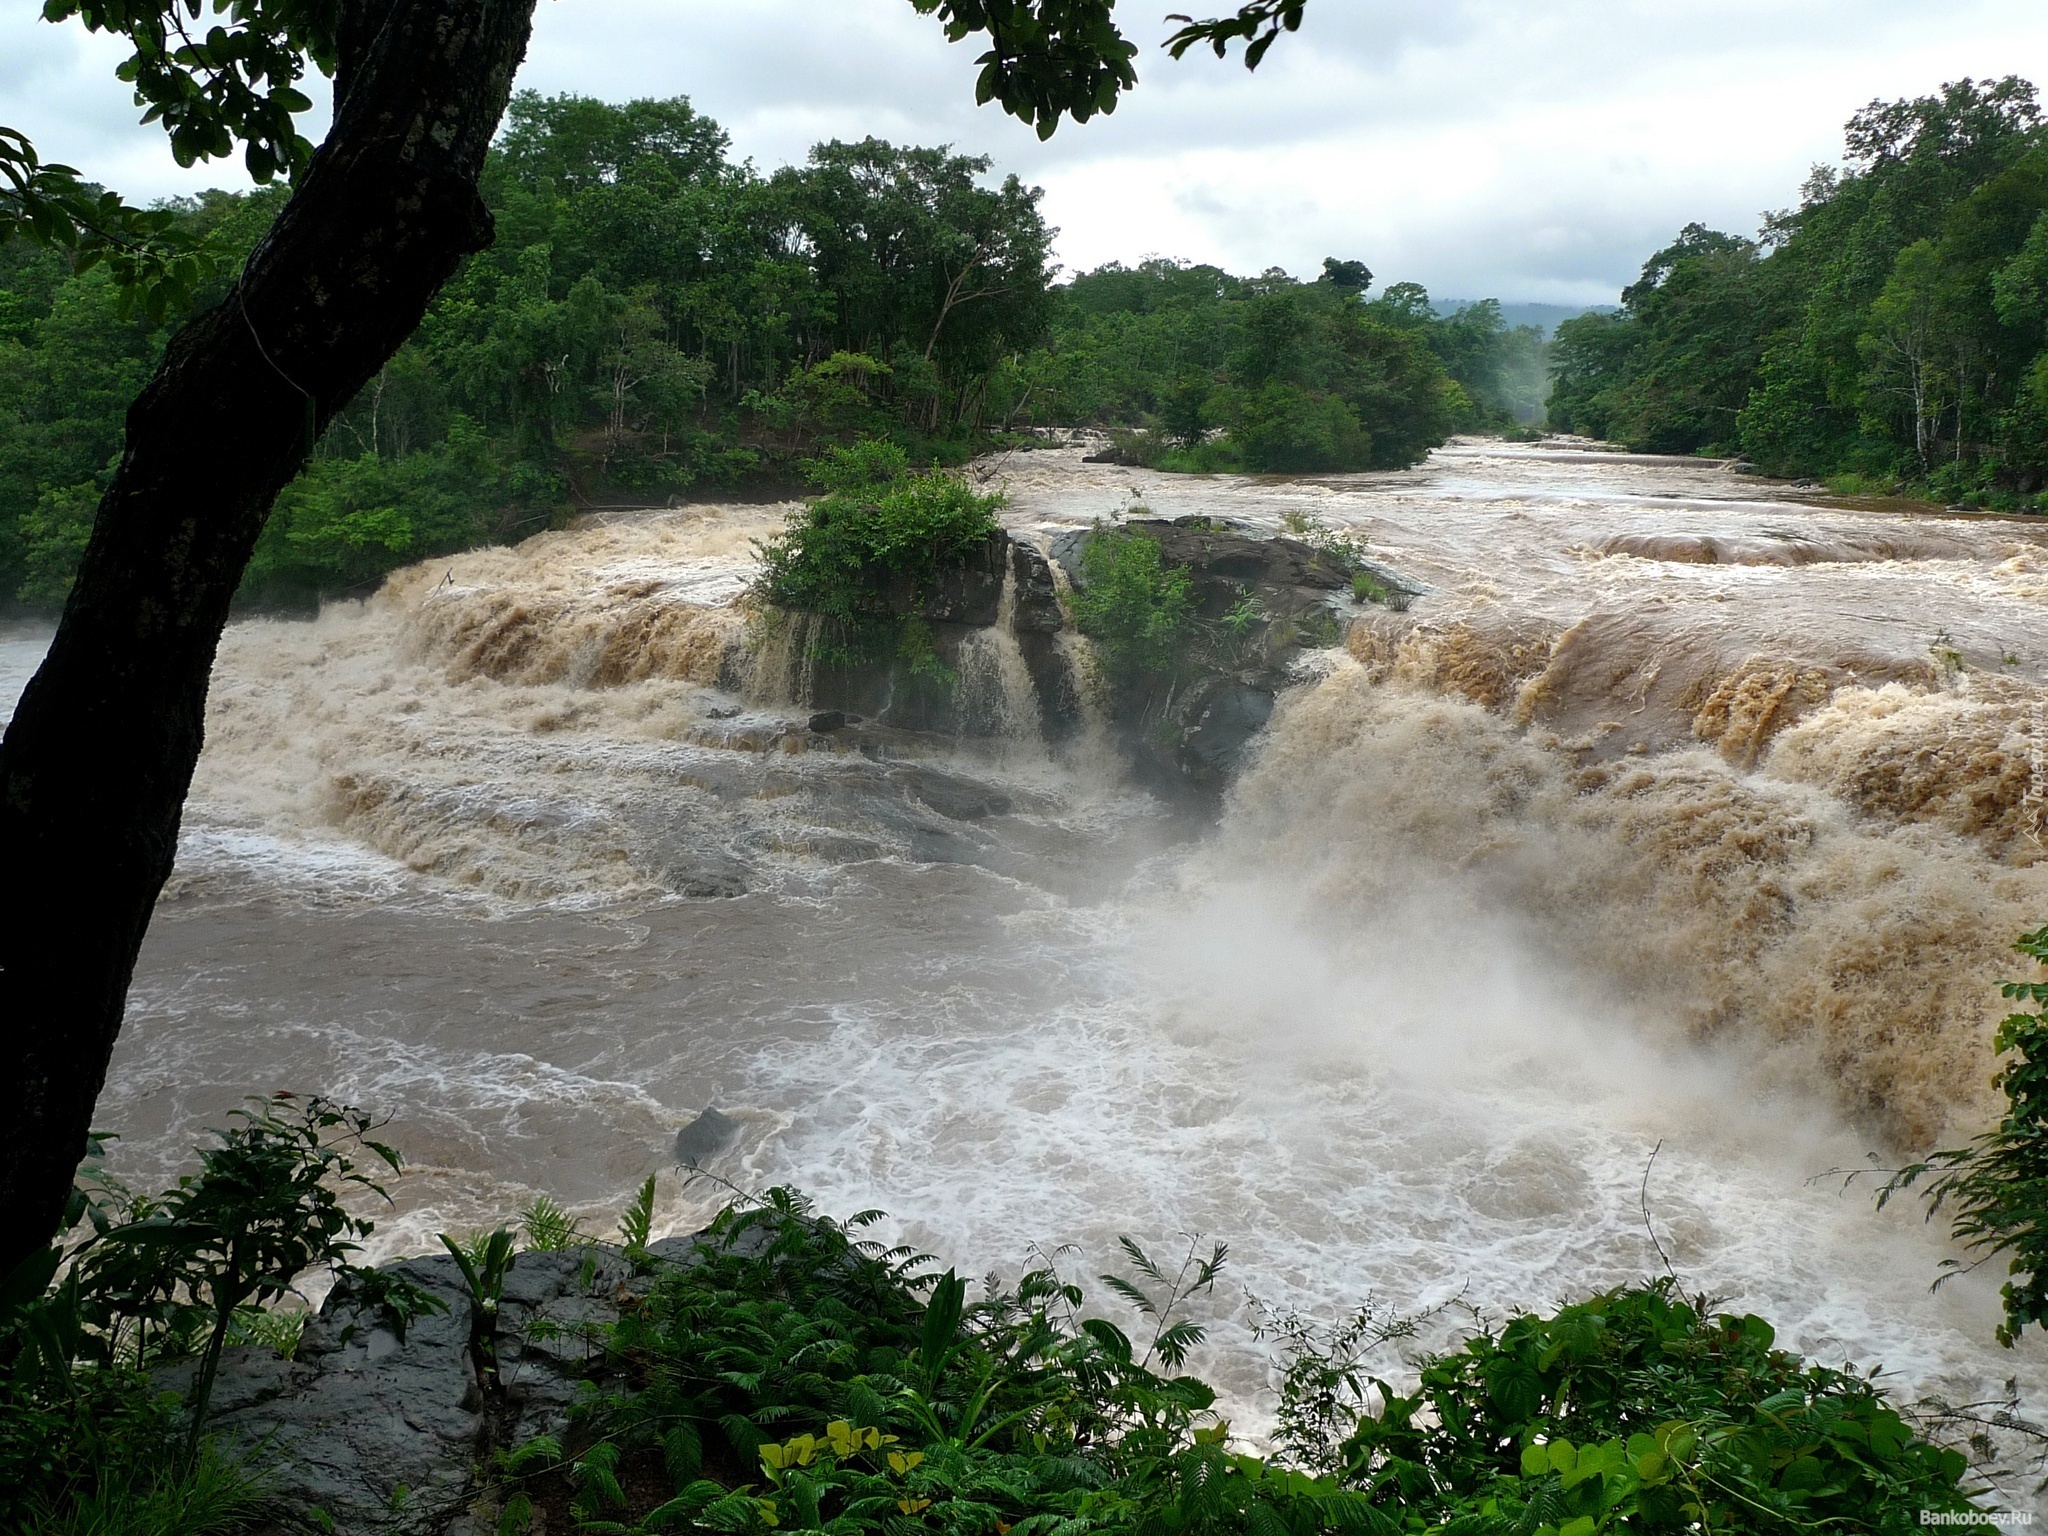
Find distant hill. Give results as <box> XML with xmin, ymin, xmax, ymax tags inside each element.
<box><xmin>1431</xmin><ymin>301</ymin><xmax>1619</xmax><ymax>338</ymax></box>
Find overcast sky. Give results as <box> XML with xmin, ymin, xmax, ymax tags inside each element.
<box><xmin>6</xmin><ymin>0</ymin><xmax>2048</xmax><ymax>304</ymax></box>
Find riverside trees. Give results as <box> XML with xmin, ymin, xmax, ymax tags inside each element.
<box><xmin>1024</xmin><ymin>259</ymin><xmax>1539</xmax><ymax>472</ymax></box>
<box><xmin>0</xmin><ymin>0</ymin><xmax>1312</xmax><ymax>1284</ymax></box>
<box><xmin>0</xmin><ymin>98</ymin><xmax>1059</xmax><ymax>607</ymax></box>
<box><xmin>1547</xmin><ymin>76</ymin><xmax>2048</xmax><ymax>503</ymax></box>
<box><xmin>0</xmin><ymin>100</ymin><xmax>1527</xmax><ymax>611</ymax></box>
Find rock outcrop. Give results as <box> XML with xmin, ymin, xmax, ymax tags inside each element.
<box><xmin>779</xmin><ymin>516</ymin><xmax>1401</xmax><ymax>798</ymax></box>
<box><xmin>163</xmin><ymin>1235</ymin><xmax>727</xmax><ymax>1535</ymax></box>
<box><xmin>1052</xmin><ymin>517</ymin><xmax>1362</xmax><ymax>791</ymax></box>
<box><xmin>783</xmin><ymin>531</ymin><xmax>1072</xmax><ymax>739</ymax></box>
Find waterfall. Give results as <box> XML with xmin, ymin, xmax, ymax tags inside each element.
<box><xmin>1044</xmin><ymin>554</ymin><xmax>1120</xmax><ymax>772</ymax></box>
<box><xmin>957</xmin><ymin>563</ymin><xmax>1046</xmax><ymax>746</ymax></box>
<box><xmin>744</xmin><ymin>609</ymin><xmax>820</xmax><ymax>708</ymax></box>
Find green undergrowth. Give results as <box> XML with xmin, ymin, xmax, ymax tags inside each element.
<box><xmin>1881</xmin><ymin>923</ymin><xmax>2048</xmax><ymax>1344</ymax></box>
<box><xmin>28</xmin><ymin>948</ymin><xmax>2048</xmax><ymax>1536</ymax></box>
<box><xmin>1067</xmin><ymin>527</ymin><xmax>1196</xmax><ymax>683</ymax></box>
<box><xmin>490</xmin><ymin>1189</ymin><xmax>1981</xmax><ymax>1535</ymax></box>
<box><xmin>753</xmin><ymin>439</ymin><xmax>1004</xmax><ymax>669</ymax></box>
<box><xmin>0</xmin><ymin>1096</ymin><xmax>440</xmax><ymax>1535</ymax></box>
<box><xmin>0</xmin><ymin>1119</ymin><xmax>2003</xmax><ymax>1535</ymax></box>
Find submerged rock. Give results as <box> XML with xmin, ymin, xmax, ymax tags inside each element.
<box><xmin>673</xmin><ymin>1106</ymin><xmax>742</xmax><ymax>1166</ymax></box>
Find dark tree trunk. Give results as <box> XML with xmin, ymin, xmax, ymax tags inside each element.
<box><xmin>0</xmin><ymin>0</ymin><xmax>534</xmax><ymax>1280</ymax></box>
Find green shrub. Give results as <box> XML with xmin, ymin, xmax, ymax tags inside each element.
<box><xmin>0</xmin><ymin>1097</ymin><xmax>440</xmax><ymax>1532</ymax></box>
<box><xmin>526</xmin><ymin>1191</ymin><xmax>1387</xmax><ymax>1536</ymax></box>
<box><xmin>241</xmin><ymin>416</ymin><xmax>565</xmax><ymax>603</ymax></box>
<box><xmin>1068</xmin><ymin>527</ymin><xmax>1195</xmax><ymax>684</ymax></box>
<box><xmin>1306</xmin><ymin>1280</ymin><xmax>1973</xmax><ymax>1530</ymax></box>
<box><xmin>499</xmin><ymin>1190</ymin><xmax>1980</xmax><ymax>1535</ymax></box>
<box><xmin>14</xmin><ymin>482</ymin><xmax>98</xmax><ymax>608</ymax></box>
<box><xmin>19</xmin><ymin>1445</ymin><xmax>268</xmax><ymax>1536</ymax></box>
<box><xmin>1884</xmin><ymin>923</ymin><xmax>2048</xmax><ymax>1346</ymax></box>
<box><xmin>1225</xmin><ymin>382</ymin><xmax>1371</xmax><ymax>473</ymax></box>
<box><xmin>753</xmin><ymin>440</ymin><xmax>1004</xmax><ymax>664</ymax></box>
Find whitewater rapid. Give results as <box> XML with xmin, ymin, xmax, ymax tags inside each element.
<box><xmin>18</xmin><ymin>440</ymin><xmax>2048</xmax><ymax>1502</ymax></box>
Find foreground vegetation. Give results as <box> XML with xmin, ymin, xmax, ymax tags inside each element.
<box><xmin>503</xmin><ymin>1197</ymin><xmax>1975</xmax><ymax>1534</ymax></box>
<box><xmin>1547</xmin><ymin>75</ymin><xmax>2048</xmax><ymax>509</ymax></box>
<box><xmin>7</xmin><ymin>1070</ymin><xmax>2028</xmax><ymax>1531</ymax></box>
<box><xmin>10</xmin><ymin>933</ymin><xmax>2048</xmax><ymax>1530</ymax></box>
<box><xmin>0</xmin><ymin>91</ymin><xmax>1547</xmax><ymax>615</ymax></box>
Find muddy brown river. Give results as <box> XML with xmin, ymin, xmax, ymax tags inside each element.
<box><xmin>8</xmin><ymin>438</ymin><xmax>2048</xmax><ymax>1501</ymax></box>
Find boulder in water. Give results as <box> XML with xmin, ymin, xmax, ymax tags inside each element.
<box><xmin>674</xmin><ymin>1106</ymin><xmax>741</xmax><ymax>1167</ymax></box>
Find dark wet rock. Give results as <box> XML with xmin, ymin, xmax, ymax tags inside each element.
<box><xmin>1009</xmin><ymin>539</ymin><xmax>1063</xmax><ymax>634</ymax></box>
<box><xmin>706</xmin><ymin>705</ymin><xmax>742</xmax><ymax>720</ymax></box>
<box><xmin>674</xmin><ymin>1106</ymin><xmax>741</xmax><ymax>1167</ymax></box>
<box><xmin>908</xmin><ymin>530</ymin><xmax>1008</xmax><ymax>627</ymax></box>
<box><xmin>1125</xmin><ymin>518</ymin><xmax>1351</xmax><ymax>600</ymax></box>
<box><xmin>648</xmin><ymin>843</ymin><xmax>750</xmax><ymax>899</ymax></box>
<box><xmin>889</xmin><ymin>764</ymin><xmax>1014</xmax><ymax>821</ymax></box>
<box><xmin>769</xmin><ymin>518</ymin><xmax>1401</xmax><ymax>798</ymax></box>
<box><xmin>792</xmin><ymin>532</ymin><xmax>1072</xmax><ymax>738</ymax></box>
<box><xmin>1175</xmin><ymin>677</ymin><xmax>1277</xmax><ymax>783</ymax></box>
<box><xmin>169</xmin><ymin>1237</ymin><xmax>747</xmax><ymax>1536</ymax></box>
<box><xmin>807</xmin><ymin>710</ymin><xmax>850</xmax><ymax>732</ymax></box>
<box><xmin>1046</xmin><ymin>527</ymin><xmax>1088</xmax><ymax>587</ymax></box>
<box><xmin>1052</xmin><ymin>520</ymin><xmax>1355</xmax><ymax>796</ymax></box>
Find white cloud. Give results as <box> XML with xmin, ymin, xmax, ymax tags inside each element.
<box><xmin>6</xmin><ymin>0</ymin><xmax>2048</xmax><ymax>303</ymax></box>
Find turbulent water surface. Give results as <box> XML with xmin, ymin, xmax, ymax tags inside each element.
<box><xmin>17</xmin><ymin>441</ymin><xmax>2048</xmax><ymax>1492</ymax></box>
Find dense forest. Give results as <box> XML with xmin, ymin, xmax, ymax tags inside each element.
<box><xmin>0</xmin><ymin>93</ymin><xmax>1542</xmax><ymax>613</ymax></box>
<box><xmin>1031</xmin><ymin>259</ymin><xmax>1544</xmax><ymax>474</ymax></box>
<box><xmin>1547</xmin><ymin>75</ymin><xmax>2048</xmax><ymax>508</ymax></box>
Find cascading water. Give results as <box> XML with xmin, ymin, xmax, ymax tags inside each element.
<box><xmin>32</xmin><ymin>443</ymin><xmax>2048</xmax><ymax>1506</ymax></box>
<box><xmin>956</xmin><ymin>564</ymin><xmax>1045</xmax><ymax>746</ymax></box>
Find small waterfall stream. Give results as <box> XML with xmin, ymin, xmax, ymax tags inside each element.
<box><xmin>957</xmin><ymin>564</ymin><xmax>1046</xmax><ymax>746</ymax></box>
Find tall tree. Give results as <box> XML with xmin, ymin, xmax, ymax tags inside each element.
<box><xmin>0</xmin><ymin>0</ymin><xmax>1309</xmax><ymax>1279</ymax></box>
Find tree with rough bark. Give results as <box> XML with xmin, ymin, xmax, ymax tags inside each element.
<box><xmin>0</xmin><ymin>0</ymin><xmax>1307</xmax><ymax>1283</ymax></box>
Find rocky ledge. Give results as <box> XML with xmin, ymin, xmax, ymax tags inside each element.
<box><xmin>157</xmin><ymin>1233</ymin><xmax>745</xmax><ymax>1536</ymax></box>
<box><xmin>791</xmin><ymin>517</ymin><xmax>1383</xmax><ymax>796</ymax></box>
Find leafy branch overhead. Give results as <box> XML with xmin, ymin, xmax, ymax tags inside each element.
<box><xmin>908</xmin><ymin>1</ymin><xmax>1306</xmax><ymax>138</ymax></box>
<box><xmin>43</xmin><ymin>0</ymin><xmax>329</xmax><ymax>180</ymax></box>
<box><xmin>1</xmin><ymin>0</ymin><xmax>1311</xmax><ymax>316</ymax></box>
<box><xmin>1</xmin><ymin>0</ymin><xmax>331</xmax><ymax>314</ymax></box>
<box><xmin>0</xmin><ymin>127</ymin><xmax>217</xmax><ymax>320</ymax></box>
<box><xmin>1165</xmin><ymin>0</ymin><xmax>1306</xmax><ymax>70</ymax></box>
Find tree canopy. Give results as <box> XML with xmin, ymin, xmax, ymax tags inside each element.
<box><xmin>2</xmin><ymin>87</ymin><xmax>1547</xmax><ymax>610</ymax></box>
<box><xmin>1547</xmin><ymin>75</ymin><xmax>2048</xmax><ymax>505</ymax></box>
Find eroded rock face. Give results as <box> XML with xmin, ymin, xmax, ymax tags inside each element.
<box><xmin>799</xmin><ymin>532</ymin><xmax>1077</xmax><ymax>740</ymax></box>
<box><xmin>1123</xmin><ymin>518</ymin><xmax>1352</xmax><ymax>602</ymax></box>
<box><xmin>169</xmin><ymin>1237</ymin><xmax>719</xmax><ymax>1535</ymax></box>
<box><xmin>1104</xmin><ymin>519</ymin><xmax>1360</xmax><ymax>792</ymax></box>
<box><xmin>790</xmin><ymin>516</ymin><xmax>1392</xmax><ymax>797</ymax></box>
